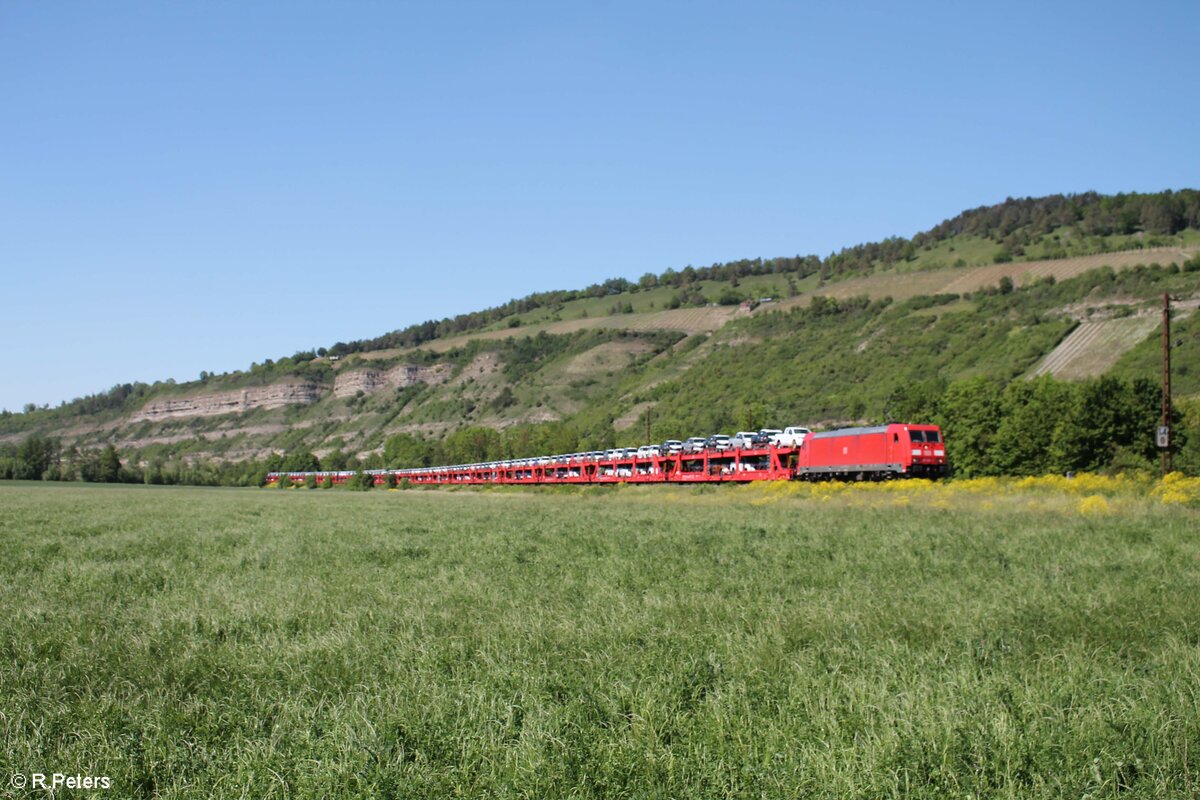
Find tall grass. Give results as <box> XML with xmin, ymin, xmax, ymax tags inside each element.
<box><xmin>0</xmin><ymin>482</ymin><xmax>1197</xmax><ymax>798</ymax></box>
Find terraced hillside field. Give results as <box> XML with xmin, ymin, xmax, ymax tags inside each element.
<box><xmin>1030</xmin><ymin>316</ymin><xmax>1165</xmax><ymax>380</ymax></box>
<box><xmin>349</xmin><ymin>306</ymin><xmax>739</xmax><ymax>359</ymax></box>
<box><xmin>346</xmin><ymin>248</ymin><xmax>1193</xmax><ymax>361</ymax></box>
<box><xmin>776</xmin><ymin>247</ymin><xmax>1195</xmax><ymax>311</ymax></box>
<box><xmin>938</xmin><ymin>247</ymin><xmax>1195</xmax><ymax>295</ymax></box>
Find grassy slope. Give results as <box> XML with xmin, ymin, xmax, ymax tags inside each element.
<box><xmin>622</xmin><ymin>296</ymin><xmax>1075</xmax><ymax>435</ymax></box>
<box><xmin>16</xmin><ymin>259</ymin><xmax>1198</xmax><ymax>459</ymax></box>
<box><xmin>479</xmin><ymin>228</ymin><xmax>1200</xmax><ymax>331</ymax></box>
<box><xmin>1</xmin><ymin>482</ymin><xmax>1197</xmax><ymax>798</ymax></box>
<box><xmin>3</xmin><ymin>226</ymin><xmax>1197</xmax><ymax>459</ymax></box>
<box><xmin>1109</xmin><ymin>309</ymin><xmax>1200</xmax><ymax>396</ymax></box>
<box><xmin>892</xmin><ymin>227</ymin><xmax>1200</xmax><ymax>274</ymax></box>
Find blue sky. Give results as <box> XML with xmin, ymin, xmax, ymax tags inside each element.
<box><xmin>3</xmin><ymin>0</ymin><xmax>1198</xmax><ymax>412</ymax></box>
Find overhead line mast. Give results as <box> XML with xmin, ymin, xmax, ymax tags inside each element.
<box><xmin>1161</xmin><ymin>292</ymin><xmax>1173</xmax><ymax>477</ymax></box>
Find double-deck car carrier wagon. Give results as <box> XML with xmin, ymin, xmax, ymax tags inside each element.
<box><xmin>268</xmin><ymin>424</ymin><xmax>946</xmax><ymax>487</ymax></box>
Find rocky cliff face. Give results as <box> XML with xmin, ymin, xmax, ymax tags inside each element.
<box><xmin>333</xmin><ymin>364</ymin><xmax>451</xmax><ymax>398</ymax></box>
<box><xmin>129</xmin><ymin>382</ymin><xmax>325</xmax><ymax>422</ymax></box>
<box><xmin>116</xmin><ymin>363</ymin><xmax>452</xmax><ymax>425</ymax></box>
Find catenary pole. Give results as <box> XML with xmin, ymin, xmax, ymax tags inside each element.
<box><xmin>1162</xmin><ymin>292</ymin><xmax>1172</xmax><ymax>476</ymax></box>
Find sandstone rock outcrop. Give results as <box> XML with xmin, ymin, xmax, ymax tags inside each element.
<box><xmin>332</xmin><ymin>364</ymin><xmax>451</xmax><ymax>398</ymax></box>
<box><xmin>129</xmin><ymin>382</ymin><xmax>325</xmax><ymax>422</ymax></box>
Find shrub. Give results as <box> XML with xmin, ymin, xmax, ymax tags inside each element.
<box><xmin>343</xmin><ymin>472</ymin><xmax>372</xmax><ymax>491</ymax></box>
<box><xmin>716</xmin><ymin>287</ymin><xmax>744</xmax><ymax>306</ymax></box>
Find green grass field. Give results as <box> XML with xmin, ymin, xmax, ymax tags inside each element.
<box><xmin>1</xmin><ymin>482</ymin><xmax>1198</xmax><ymax>798</ymax></box>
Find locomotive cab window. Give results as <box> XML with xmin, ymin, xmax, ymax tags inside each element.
<box><xmin>925</xmin><ymin>431</ymin><xmax>941</xmax><ymax>443</ymax></box>
<box><xmin>909</xmin><ymin>430</ymin><xmax>925</xmax><ymax>443</ymax></box>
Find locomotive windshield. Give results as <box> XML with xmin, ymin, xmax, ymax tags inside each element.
<box><xmin>909</xmin><ymin>430</ymin><xmax>941</xmax><ymax>443</ymax></box>
<box><xmin>909</xmin><ymin>430</ymin><xmax>925</xmax><ymax>442</ymax></box>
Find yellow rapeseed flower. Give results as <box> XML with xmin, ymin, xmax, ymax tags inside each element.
<box><xmin>1078</xmin><ymin>495</ymin><xmax>1110</xmax><ymax>515</ymax></box>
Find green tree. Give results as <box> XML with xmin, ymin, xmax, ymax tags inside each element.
<box><xmin>883</xmin><ymin>378</ymin><xmax>946</xmax><ymax>424</ymax></box>
<box><xmin>281</xmin><ymin>450</ymin><xmax>320</xmax><ymax>473</ymax></box>
<box><xmin>989</xmin><ymin>377</ymin><xmax>1075</xmax><ymax>476</ymax></box>
<box><xmin>1049</xmin><ymin>377</ymin><xmax>1160</xmax><ymax>473</ymax></box>
<box><xmin>343</xmin><ymin>471</ymin><xmax>373</xmax><ymax>491</ymax></box>
<box><xmin>533</xmin><ymin>422</ymin><xmax>580</xmax><ymax>457</ymax></box>
<box><xmin>716</xmin><ymin>287</ymin><xmax>743</xmax><ymax>306</ymax></box>
<box><xmin>15</xmin><ymin>435</ymin><xmax>57</xmax><ymax>480</ymax></box>
<box><xmin>935</xmin><ymin>376</ymin><xmax>1004</xmax><ymax>476</ymax></box>
<box><xmin>323</xmin><ymin>449</ymin><xmax>349</xmax><ymax>470</ymax></box>
<box><xmin>97</xmin><ymin>444</ymin><xmax>122</xmax><ymax>483</ymax></box>
<box><xmin>384</xmin><ymin>434</ymin><xmax>434</xmax><ymax>468</ymax></box>
<box><xmin>445</xmin><ymin>426</ymin><xmax>502</xmax><ymax>464</ymax></box>
<box><xmin>145</xmin><ymin>459</ymin><xmax>165</xmax><ymax>485</ymax></box>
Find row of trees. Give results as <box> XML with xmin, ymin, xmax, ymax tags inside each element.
<box><xmin>0</xmin><ymin>382</ymin><xmax>157</xmax><ymax>431</ymax></box>
<box><xmin>0</xmin><ymin>438</ymin><xmax>276</xmax><ymax>486</ymax></box>
<box><xmin>920</xmin><ymin>190</ymin><xmax>1200</xmax><ymax>244</ymax></box>
<box><xmin>272</xmin><ymin>471</ymin><xmax>392</xmax><ymax>490</ymax></box>
<box><xmin>886</xmin><ymin>375</ymin><xmax>1194</xmax><ymax>477</ymax></box>
<box><xmin>2</xmin><ymin>440</ymin><xmax>137</xmax><ymax>483</ymax></box>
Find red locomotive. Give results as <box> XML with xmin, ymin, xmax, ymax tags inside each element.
<box><xmin>796</xmin><ymin>424</ymin><xmax>946</xmax><ymax>480</ymax></box>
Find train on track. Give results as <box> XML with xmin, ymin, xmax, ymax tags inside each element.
<box><xmin>267</xmin><ymin>423</ymin><xmax>947</xmax><ymax>487</ymax></box>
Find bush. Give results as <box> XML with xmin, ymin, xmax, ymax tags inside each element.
<box><xmin>343</xmin><ymin>472</ymin><xmax>372</xmax><ymax>491</ymax></box>
<box><xmin>716</xmin><ymin>287</ymin><xmax>744</xmax><ymax>306</ymax></box>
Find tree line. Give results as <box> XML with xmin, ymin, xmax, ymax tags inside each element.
<box><xmin>0</xmin><ymin>439</ymin><xmax>270</xmax><ymax>486</ymax></box>
<box><xmin>886</xmin><ymin>374</ymin><xmax>1195</xmax><ymax>477</ymax></box>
